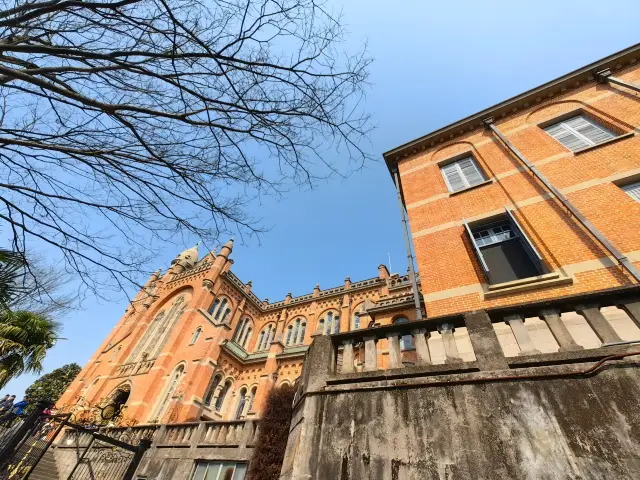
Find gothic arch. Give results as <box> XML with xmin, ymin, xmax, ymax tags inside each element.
<box><xmin>284</xmin><ymin>317</ymin><xmax>307</xmax><ymax>346</ymax></box>
<box><xmin>208</xmin><ymin>295</ymin><xmax>234</xmax><ymax>323</ymax></box>
<box><xmin>255</xmin><ymin>323</ymin><xmax>276</xmax><ymax>351</ymax></box>
<box><xmin>317</xmin><ymin>309</ymin><xmax>340</xmax><ymax>335</ymax></box>
<box><xmin>232</xmin><ymin>316</ymin><xmax>254</xmax><ymax>349</ymax></box>
<box><xmin>129</xmin><ymin>290</ymin><xmax>192</xmax><ymax>362</ymax></box>
<box><xmin>150</xmin><ymin>362</ymin><xmax>187</xmax><ymax>422</ymax></box>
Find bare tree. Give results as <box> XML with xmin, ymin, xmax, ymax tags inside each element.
<box><xmin>10</xmin><ymin>253</ymin><xmax>74</xmax><ymax>316</ymax></box>
<box><xmin>0</xmin><ymin>0</ymin><xmax>371</xmax><ymax>297</ymax></box>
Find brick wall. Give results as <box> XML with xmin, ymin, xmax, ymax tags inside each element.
<box><xmin>398</xmin><ymin>63</ymin><xmax>640</xmax><ymax>316</ymax></box>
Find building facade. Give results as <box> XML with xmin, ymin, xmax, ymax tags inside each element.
<box><xmin>386</xmin><ymin>45</ymin><xmax>640</xmax><ymax>319</ymax></box>
<box><xmin>57</xmin><ymin>240</ymin><xmax>420</xmax><ymax>426</ymax></box>
<box><xmin>54</xmin><ymin>43</ymin><xmax>640</xmax><ymax>479</ymax></box>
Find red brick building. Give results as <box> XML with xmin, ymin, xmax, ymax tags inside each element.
<box><xmin>57</xmin><ymin>240</ymin><xmax>418</xmax><ymax>424</ymax></box>
<box><xmin>385</xmin><ymin>43</ymin><xmax>640</xmax><ymax>319</ymax></box>
<box><xmin>59</xmin><ymin>43</ymin><xmax>640</xmax><ymax>431</ymax></box>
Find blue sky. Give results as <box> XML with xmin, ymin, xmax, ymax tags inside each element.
<box><xmin>5</xmin><ymin>0</ymin><xmax>640</xmax><ymax>398</ymax></box>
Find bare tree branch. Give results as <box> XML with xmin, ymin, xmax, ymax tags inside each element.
<box><xmin>0</xmin><ymin>0</ymin><xmax>372</xmax><ymax>298</ymax></box>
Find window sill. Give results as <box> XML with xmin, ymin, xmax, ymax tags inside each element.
<box><xmin>573</xmin><ymin>132</ymin><xmax>635</xmax><ymax>155</ymax></box>
<box><xmin>448</xmin><ymin>179</ymin><xmax>494</xmax><ymax>197</ymax></box>
<box><xmin>483</xmin><ymin>272</ymin><xmax>573</xmax><ymax>299</ymax></box>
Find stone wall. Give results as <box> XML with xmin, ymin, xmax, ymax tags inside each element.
<box><xmin>281</xmin><ymin>300</ymin><xmax>640</xmax><ymax>480</ymax></box>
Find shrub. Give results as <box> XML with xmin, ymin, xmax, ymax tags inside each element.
<box><xmin>246</xmin><ymin>384</ymin><xmax>296</xmax><ymax>480</ymax></box>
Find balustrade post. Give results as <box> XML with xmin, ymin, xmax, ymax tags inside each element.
<box><xmin>190</xmin><ymin>422</ymin><xmax>206</xmax><ymax>449</ymax></box>
<box><xmin>239</xmin><ymin>420</ymin><xmax>255</xmax><ymax>448</ymax></box>
<box><xmin>387</xmin><ymin>333</ymin><xmax>402</xmax><ymax>369</ymax></box>
<box><xmin>576</xmin><ymin>304</ymin><xmax>621</xmax><ymax>344</ymax></box>
<box><xmin>363</xmin><ymin>336</ymin><xmax>378</xmax><ymax>371</ymax></box>
<box><xmin>341</xmin><ymin>339</ymin><xmax>355</xmax><ymax>374</ymax></box>
<box><xmin>412</xmin><ymin>329</ymin><xmax>431</xmax><ymax>365</ymax></box>
<box><xmin>438</xmin><ymin>323</ymin><xmax>462</xmax><ymax>363</ymax></box>
<box><xmin>464</xmin><ymin>311</ymin><xmax>508</xmax><ymax>370</ymax></box>
<box><xmin>505</xmin><ymin>314</ymin><xmax>540</xmax><ymax>355</ymax></box>
<box><xmin>616</xmin><ymin>301</ymin><xmax>640</xmax><ymax>330</ymax></box>
<box><xmin>540</xmin><ymin>309</ymin><xmax>583</xmax><ymax>351</ymax></box>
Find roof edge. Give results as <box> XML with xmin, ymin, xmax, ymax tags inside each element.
<box><xmin>383</xmin><ymin>42</ymin><xmax>640</xmax><ymax>169</ymax></box>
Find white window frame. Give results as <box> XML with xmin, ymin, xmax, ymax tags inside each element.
<box><xmin>440</xmin><ymin>156</ymin><xmax>487</xmax><ymax>193</ymax></box>
<box><xmin>544</xmin><ymin>115</ymin><xmax>615</xmax><ymax>151</ymax></box>
<box><xmin>621</xmin><ymin>181</ymin><xmax>640</xmax><ymax>202</ymax></box>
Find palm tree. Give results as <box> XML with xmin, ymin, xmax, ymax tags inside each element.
<box><xmin>0</xmin><ymin>249</ymin><xmax>61</xmax><ymax>389</ymax></box>
<box><xmin>0</xmin><ymin>248</ymin><xmax>28</xmax><ymax>309</ymax></box>
<box><xmin>0</xmin><ymin>310</ymin><xmax>61</xmax><ymax>389</ymax></box>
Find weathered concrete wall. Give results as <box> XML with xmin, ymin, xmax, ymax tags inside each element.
<box><xmin>283</xmin><ymin>361</ymin><xmax>640</xmax><ymax>479</ymax></box>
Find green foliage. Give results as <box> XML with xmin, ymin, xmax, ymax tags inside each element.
<box><xmin>25</xmin><ymin>363</ymin><xmax>81</xmax><ymax>402</ymax></box>
<box><xmin>0</xmin><ymin>248</ymin><xmax>27</xmax><ymax>309</ymax></box>
<box><xmin>0</xmin><ymin>310</ymin><xmax>61</xmax><ymax>389</ymax></box>
<box><xmin>246</xmin><ymin>384</ymin><xmax>296</xmax><ymax>480</ymax></box>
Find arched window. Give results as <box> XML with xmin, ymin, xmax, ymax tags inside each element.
<box><xmin>204</xmin><ymin>375</ymin><xmax>222</xmax><ymax>407</ymax></box>
<box><xmin>234</xmin><ymin>388</ymin><xmax>247</xmax><ymax>420</ymax></box>
<box><xmin>215</xmin><ymin>380</ymin><xmax>232</xmax><ymax>412</ymax></box>
<box><xmin>255</xmin><ymin>324</ymin><xmax>275</xmax><ymax>351</ymax></box>
<box><xmin>318</xmin><ymin>319</ymin><xmax>324</xmax><ymax>334</ymax></box>
<box><xmin>221</xmin><ymin>308</ymin><xmax>232</xmax><ymax>324</ymax></box>
<box><xmin>110</xmin><ymin>346</ymin><xmax>121</xmax><ymax>362</ymax></box>
<box><xmin>353</xmin><ymin>312</ymin><xmax>361</xmax><ymax>330</ymax></box>
<box><xmin>233</xmin><ymin>318</ymin><xmax>253</xmax><ymax>349</ymax></box>
<box><xmin>190</xmin><ymin>327</ymin><xmax>202</xmax><ymax>345</ymax></box>
<box><xmin>298</xmin><ymin>321</ymin><xmax>306</xmax><ymax>344</ymax></box>
<box><xmin>240</xmin><ymin>326</ymin><xmax>252</xmax><ymax>349</ymax></box>
<box><xmin>393</xmin><ymin>317</ymin><xmax>413</xmax><ymax>351</ymax></box>
<box><xmin>152</xmin><ymin>364</ymin><xmax>185</xmax><ymax>422</ymax></box>
<box><xmin>285</xmin><ymin>318</ymin><xmax>306</xmax><ymax>346</ymax></box>
<box><xmin>214</xmin><ymin>298</ymin><xmax>228</xmax><ymax>320</ymax></box>
<box><xmin>247</xmin><ymin>387</ymin><xmax>257</xmax><ymax>413</ymax></box>
<box><xmin>208</xmin><ymin>298</ymin><xmax>220</xmax><ymax>315</ymax></box>
<box><xmin>128</xmin><ymin>295</ymin><xmax>188</xmax><ymax>363</ymax></box>
<box><xmin>319</xmin><ymin>311</ymin><xmax>340</xmax><ymax>335</ymax></box>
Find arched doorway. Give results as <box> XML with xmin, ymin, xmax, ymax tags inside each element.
<box><xmin>101</xmin><ymin>384</ymin><xmax>131</xmax><ymax>424</ymax></box>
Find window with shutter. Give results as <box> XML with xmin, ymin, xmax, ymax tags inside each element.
<box><xmin>440</xmin><ymin>156</ymin><xmax>487</xmax><ymax>193</ymax></box>
<box><xmin>544</xmin><ymin>115</ymin><xmax>615</xmax><ymax>151</ymax></box>
<box><xmin>621</xmin><ymin>181</ymin><xmax>640</xmax><ymax>202</ymax></box>
<box><xmin>467</xmin><ymin>214</ymin><xmax>545</xmax><ymax>284</ymax></box>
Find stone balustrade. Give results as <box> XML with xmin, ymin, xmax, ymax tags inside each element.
<box><xmin>56</xmin><ymin>419</ymin><xmax>258</xmax><ymax>449</ymax></box>
<box><xmin>329</xmin><ymin>286</ymin><xmax>640</xmax><ymax>377</ymax></box>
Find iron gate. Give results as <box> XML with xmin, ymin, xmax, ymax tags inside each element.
<box><xmin>0</xmin><ymin>411</ymin><xmax>69</xmax><ymax>480</ymax></box>
<box><xmin>62</xmin><ymin>424</ymin><xmax>150</xmax><ymax>480</ymax></box>
<box><xmin>0</xmin><ymin>408</ymin><xmax>149</xmax><ymax>480</ymax></box>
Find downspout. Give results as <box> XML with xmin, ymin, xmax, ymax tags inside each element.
<box><xmin>484</xmin><ymin>118</ymin><xmax>640</xmax><ymax>283</ymax></box>
<box><xmin>597</xmin><ymin>69</ymin><xmax>640</xmax><ymax>93</ymax></box>
<box><xmin>392</xmin><ymin>168</ymin><xmax>424</xmax><ymax>320</ymax></box>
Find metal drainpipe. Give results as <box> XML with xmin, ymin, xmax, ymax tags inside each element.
<box><xmin>393</xmin><ymin>168</ymin><xmax>424</xmax><ymax>320</ymax></box>
<box><xmin>597</xmin><ymin>69</ymin><xmax>640</xmax><ymax>93</ymax></box>
<box><xmin>485</xmin><ymin>118</ymin><xmax>640</xmax><ymax>283</ymax></box>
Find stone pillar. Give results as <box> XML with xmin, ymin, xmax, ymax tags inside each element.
<box><xmin>412</xmin><ymin>328</ymin><xmax>431</xmax><ymax>366</ymax></box>
<box><xmin>387</xmin><ymin>333</ymin><xmax>402</xmax><ymax>369</ymax></box>
<box><xmin>464</xmin><ymin>310</ymin><xmax>509</xmax><ymax>370</ymax></box>
<box><xmin>438</xmin><ymin>323</ymin><xmax>462</xmax><ymax>363</ymax></box>
<box><xmin>540</xmin><ymin>309</ymin><xmax>583</xmax><ymax>351</ymax></box>
<box><xmin>505</xmin><ymin>314</ymin><xmax>540</xmax><ymax>355</ymax></box>
<box><xmin>341</xmin><ymin>340</ymin><xmax>355</xmax><ymax>374</ymax></box>
<box><xmin>363</xmin><ymin>336</ymin><xmax>378</xmax><ymax>372</ymax></box>
<box><xmin>616</xmin><ymin>301</ymin><xmax>640</xmax><ymax>330</ymax></box>
<box><xmin>576</xmin><ymin>304</ymin><xmax>621</xmax><ymax>344</ymax></box>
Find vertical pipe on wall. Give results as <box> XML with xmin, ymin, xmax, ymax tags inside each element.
<box><xmin>485</xmin><ymin>118</ymin><xmax>640</xmax><ymax>283</ymax></box>
<box><xmin>393</xmin><ymin>168</ymin><xmax>424</xmax><ymax>320</ymax></box>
